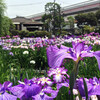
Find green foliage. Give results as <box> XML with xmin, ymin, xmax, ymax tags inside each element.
<box><xmin>67</xmin><ymin>16</ymin><xmax>75</xmax><ymax>29</ymax></box>
<box><xmin>83</xmin><ymin>77</ymin><xmax>88</xmax><ymax>100</ymax></box>
<box><xmin>1</xmin><ymin>41</ymin><xmax>100</xmax><ymax>84</ymax></box>
<box><xmin>0</xmin><ymin>46</ymin><xmax>47</xmax><ymax>84</ymax></box>
<box><xmin>10</xmin><ymin>30</ymin><xmax>29</xmax><ymax>38</ymax></box>
<box><xmin>95</xmin><ymin>26</ymin><xmax>100</xmax><ymax>33</ymax></box>
<box><xmin>83</xmin><ymin>25</ymin><xmax>95</xmax><ymax>34</ymax></box>
<box><xmin>9</xmin><ymin>19</ymin><xmax>15</xmax><ymax>33</ymax></box>
<box><xmin>26</xmin><ymin>31</ymin><xmax>35</xmax><ymax>37</ymax></box>
<box><xmin>55</xmin><ymin>86</ymin><xmax>69</xmax><ymax>100</ymax></box>
<box><xmin>74</xmin><ymin>28</ymin><xmax>82</xmax><ymax>35</ymax></box>
<box><xmin>45</xmin><ymin>2</ymin><xmax>60</xmax><ymax>13</ymax></box>
<box><xmin>56</xmin><ymin>31</ymin><xmax>69</xmax><ymax>36</ymax></box>
<box><xmin>75</xmin><ymin>13</ymin><xmax>87</xmax><ymax>27</ymax></box>
<box><xmin>0</xmin><ymin>37</ymin><xmax>100</xmax><ymax>100</ymax></box>
<box><xmin>75</xmin><ymin>12</ymin><xmax>97</xmax><ymax>27</ymax></box>
<box><xmin>87</xmin><ymin>12</ymin><xmax>97</xmax><ymax>26</ymax></box>
<box><xmin>96</xmin><ymin>9</ymin><xmax>100</xmax><ymax>24</ymax></box>
<box><xmin>42</xmin><ymin>2</ymin><xmax>65</xmax><ymax>35</ymax></box>
<box><xmin>19</xmin><ymin>30</ymin><xmax>29</xmax><ymax>38</ymax></box>
<box><xmin>0</xmin><ymin>0</ymin><xmax>15</xmax><ymax>37</ymax></box>
<box><xmin>42</xmin><ymin>14</ymin><xmax>52</xmax><ymax>32</ymax></box>
<box><xmin>34</xmin><ymin>30</ymin><xmax>51</xmax><ymax>37</ymax></box>
<box><xmin>0</xmin><ymin>0</ymin><xmax>6</xmax><ymax>35</ymax></box>
<box><xmin>1</xmin><ymin>16</ymin><xmax>15</xmax><ymax>36</ymax></box>
<box><xmin>10</xmin><ymin>30</ymin><xmax>20</xmax><ymax>36</ymax></box>
<box><xmin>10</xmin><ymin>30</ymin><xmax>51</xmax><ymax>38</ymax></box>
<box><xmin>34</xmin><ymin>46</ymin><xmax>48</xmax><ymax>70</ymax></box>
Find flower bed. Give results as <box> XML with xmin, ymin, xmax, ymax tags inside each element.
<box><xmin>0</xmin><ymin>32</ymin><xmax>100</xmax><ymax>99</ymax></box>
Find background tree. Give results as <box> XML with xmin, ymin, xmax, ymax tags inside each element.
<box><xmin>87</xmin><ymin>12</ymin><xmax>97</xmax><ymax>26</ymax></box>
<box><xmin>67</xmin><ymin>16</ymin><xmax>74</xmax><ymax>29</ymax></box>
<box><xmin>75</xmin><ymin>12</ymin><xmax>97</xmax><ymax>34</ymax></box>
<box><xmin>42</xmin><ymin>14</ymin><xmax>52</xmax><ymax>32</ymax></box>
<box><xmin>95</xmin><ymin>10</ymin><xmax>100</xmax><ymax>33</ymax></box>
<box><xmin>42</xmin><ymin>2</ymin><xmax>65</xmax><ymax>35</ymax></box>
<box><xmin>2</xmin><ymin>16</ymin><xmax>15</xmax><ymax>36</ymax></box>
<box><xmin>75</xmin><ymin>13</ymin><xmax>87</xmax><ymax>28</ymax></box>
<box><xmin>0</xmin><ymin>0</ymin><xmax>6</xmax><ymax>35</ymax></box>
<box><xmin>75</xmin><ymin>13</ymin><xmax>97</xmax><ymax>28</ymax></box>
<box><xmin>96</xmin><ymin>9</ymin><xmax>100</xmax><ymax>25</ymax></box>
<box><xmin>83</xmin><ymin>25</ymin><xmax>95</xmax><ymax>34</ymax></box>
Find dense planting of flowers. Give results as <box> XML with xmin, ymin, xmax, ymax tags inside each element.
<box><xmin>2</xmin><ymin>66</ymin><xmax>100</xmax><ymax>100</ymax></box>
<box><xmin>0</xmin><ymin>32</ymin><xmax>100</xmax><ymax>100</ymax></box>
<box><xmin>0</xmin><ymin>32</ymin><xmax>100</xmax><ymax>51</ymax></box>
<box><xmin>0</xmin><ymin>67</ymin><xmax>68</xmax><ymax>100</ymax></box>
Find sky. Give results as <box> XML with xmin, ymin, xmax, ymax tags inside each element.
<box><xmin>5</xmin><ymin>0</ymin><xmax>96</xmax><ymax>18</ymax></box>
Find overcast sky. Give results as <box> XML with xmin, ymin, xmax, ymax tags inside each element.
<box><xmin>5</xmin><ymin>0</ymin><xmax>96</xmax><ymax>18</ymax></box>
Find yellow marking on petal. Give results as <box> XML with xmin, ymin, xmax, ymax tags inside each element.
<box><xmin>67</xmin><ymin>51</ymin><xmax>70</xmax><ymax>53</ymax></box>
<box><xmin>58</xmin><ymin>70</ymin><xmax>60</xmax><ymax>73</ymax></box>
<box><xmin>28</xmin><ymin>83</ymin><xmax>31</xmax><ymax>86</ymax></box>
<box><xmin>56</xmin><ymin>74</ymin><xmax>61</xmax><ymax>77</ymax></box>
<box><xmin>0</xmin><ymin>91</ymin><xmax>4</xmax><ymax>95</ymax></box>
<box><xmin>41</xmin><ymin>78</ymin><xmax>48</xmax><ymax>82</ymax></box>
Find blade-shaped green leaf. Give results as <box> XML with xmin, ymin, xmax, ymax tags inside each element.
<box><xmin>69</xmin><ymin>71</ymin><xmax>75</xmax><ymax>100</ymax></box>
<box><xmin>83</xmin><ymin>77</ymin><xmax>88</xmax><ymax>100</ymax></box>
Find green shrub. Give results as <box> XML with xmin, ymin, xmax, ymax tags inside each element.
<box><xmin>95</xmin><ymin>26</ymin><xmax>100</xmax><ymax>33</ymax></box>
<box><xmin>34</xmin><ymin>30</ymin><xmax>51</xmax><ymax>37</ymax></box>
<box><xmin>74</xmin><ymin>28</ymin><xmax>82</xmax><ymax>35</ymax></box>
<box><xmin>11</xmin><ymin>30</ymin><xmax>29</xmax><ymax>38</ymax></box>
<box><xmin>83</xmin><ymin>25</ymin><xmax>95</xmax><ymax>34</ymax></box>
<box><xmin>10</xmin><ymin>30</ymin><xmax>20</xmax><ymax>36</ymax></box>
<box><xmin>27</xmin><ymin>31</ymin><xmax>35</xmax><ymax>37</ymax></box>
<box><xmin>11</xmin><ymin>30</ymin><xmax>51</xmax><ymax>38</ymax></box>
<box><xmin>56</xmin><ymin>31</ymin><xmax>69</xmax><ymax>36</ymax></box>
<box><xmin>19</xmin><ymin>30</ymin><xmax>29</xmax><ymax>38</ymax></box>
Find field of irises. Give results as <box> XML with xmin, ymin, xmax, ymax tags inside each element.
<box><xmin>0</xmin><ymin>32</ymin><xmax>100</xmax><ymax>100</ymax></box>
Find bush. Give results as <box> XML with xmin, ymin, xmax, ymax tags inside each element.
<box><xmin>11</xmin><ymin>30</ymin><xmax>51</xmax><ymax>38</ymax></box>
<box><xmin>95</xmin><ymin>26</ymin><xmax>100</xmax><ymax>34</ymax></box>
<box><xmin>74</xmin><ymin>28</ymin><xmax>82</xmax><ymax>35</ymax></box>
<box><xmin>26</xmin><ymin>31</ymin><xmax>35</xmax><ymax>37</ymax></box>
<box><xmin>19</xmin><ymin>30</ymin><xmax>29</xmax><ymax>38</ymax></box>
<box><xmin>10</xmin><ymin>30</ymin><xmax>20</xmax><ymax>36</ymax></box>
<box><xmin>34</xmin><ymin>30</ymin><xmax>51</xmax><ymax>37</ymax></box>
<box><xmin>56</xmin><ymin>31</ymin><xmax>69</xmax><ymax>36</ymax></box>
<box><xmin>11</xmin><ymin>30</ymin><xmax>30</xmax><ymax>38</ymax></box>
<box><xmin>83</xmin><ymin>25</ymin><xmax>95</xmax><ymax>34</ymax></box>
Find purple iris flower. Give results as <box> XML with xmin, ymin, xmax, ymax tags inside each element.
<box><xmin>0</xmin><ymin>81</ymin><xmax>17</xmax><ymax>100</ymax></box>
<box><xmin>75</xmin><ymin>77</ymin><xmax>100</xmax><ymax>99</ymax></box>
<box><xmin>10</xmin><ymin>79</ymin><xmax>42</xmax><ymax>99</ymax></box>
<box><xmin>89</xmin><ymin>77</ymin><xmax>100</xmax><ymax>96</ymax></box>
<box><xmin>76</xmin><ymin>78</ymin><xmax>93</xmax><ymax>99</ymax></box>
<box><xmin>37</xmin><ymin>77</ymin><xmax>53</xmax><ymax>86</ymax></box>
<box><xmin>32</xmin><ymin>86</ymin><xmax>58</xmax><ymax>100</ymax></box>
<box><xmin>47</xmin><ymin>67</ymin><xmax>69</xmax><ymax>90</ymax></box>
<box><xmin>48</xmin><ymin>67</ymin><xmax>69</xmax><ymax>83</ymax></box>
<box><xmin>56</xmin><ymin>81</ymin><xmax>69</xmax><ymax>90</ymax></box>
<box><xmin>47</xmin><ymin>42</ymin><xmax>100</xmax><ymax>69</ymax></box>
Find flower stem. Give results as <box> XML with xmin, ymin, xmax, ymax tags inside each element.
<box><xmin>69</xmin><ymin>57</ymin><xmax>80</xmax><ymax>100</ymax></box>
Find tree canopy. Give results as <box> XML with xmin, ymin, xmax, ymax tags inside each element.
<box><xmin>96</xmin><ymin>9</ymin><xmax>100</xmax><ymax>24</ymax></box>
<box><xmin>67</xmin><ymin>16</ymin><xmax>75</xmax><ymax>29</ymax></box>
<box><xmin>42</xmin><ymin>2</ymin><xmax>65</xmax><ymax>35</ymax></box>
<box><xmin>0</xmin><ymin>0</ymin><xmax>6</xmax><ymax>35</ymax></box>
<box><xmin>75</xmin><ymin>12</ymin><xmax>97</xmax><ymax>28</ymax></box>
<box><xmin>2</xmin><ymin>16</ymin><xmax>15</xmax><ymax>36</ymax></box>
